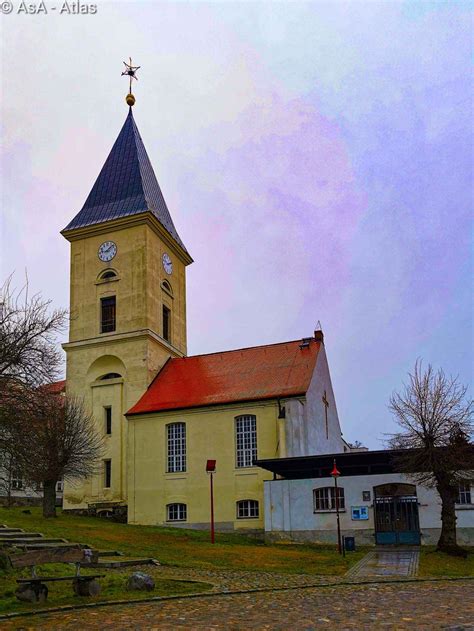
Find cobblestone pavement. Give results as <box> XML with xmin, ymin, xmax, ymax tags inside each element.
<box><xmin>153</xmin><ymin>565</ymin><xmax>341</xmax><ymax>590</ymax></box>
<box><xmin>3</xmin><ymin>580</ymin><xmax>472</xmax><ymax>630</ymax></box>
<box><xmin>346</xmin><ymin>548</ymin><xmax>420</xmax><ymax>580</ymax></box>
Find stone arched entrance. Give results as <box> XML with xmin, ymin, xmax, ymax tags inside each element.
<box><xmin>373</xmin><ymin>483</ymin><xmax>421</xmax><ymax>545</ymax></box>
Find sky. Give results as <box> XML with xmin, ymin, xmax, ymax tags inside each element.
<box><xmin>1</xmin><ymin>1</ymin><xmax>472</xmax><ymax>448</ymax></box>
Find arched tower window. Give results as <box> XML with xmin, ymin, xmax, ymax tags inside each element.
<box><xmin>161</xmin><ymin>279</ymin><xmax>173</xmax><ymax>296</ymax></box>
<box><xmin>99</xmin><ymin>372</ymin><xmax>122</xmax><ymax>380</ymax></box>
<box><xmin>97</xmin><ymin>269</ymin><xmax>118</xmax><ymax>282</ymax></box>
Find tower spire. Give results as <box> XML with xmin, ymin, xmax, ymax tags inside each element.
<box><xmin>121</xmin><ymin>57</ymin><xmax>140</xmax><ymax>107</ymax></box>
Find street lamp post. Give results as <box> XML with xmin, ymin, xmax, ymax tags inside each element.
<box><xmin>206</xmin><ymin>460</ymin><xmax>216</xmax><ymax>544</ymax></box>
<box><xmin>331</xmin><ymin>459</ymin><xmax>342</xmax><ymax>555</ymax></box>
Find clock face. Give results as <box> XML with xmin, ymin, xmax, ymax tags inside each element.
<box><xmin>98</xmin><ymin>241</ymin><xmax>117</xmax><ymax>262</ymax></box>
<box><xmin>162</xmin><ymin>252</ymin><xmax>173</xmax><ymax>275</ymax></box>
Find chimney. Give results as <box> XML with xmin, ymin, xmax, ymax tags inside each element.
<box><xmin>314</xmin><ymin>328</ymin><xmax>324</xmax><ymax>343</ymax></box>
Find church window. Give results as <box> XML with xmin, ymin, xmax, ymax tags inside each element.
<box><xmin>162</xmin><ymin>305</ymin><xmax>171</xmax><ymax>342</ymax></box>
<box><xmin>235</xmin><ymin>415</ymin><xmax>257</xmax><ymax>468</ymax></box>
<box><xmin>104</xmin><ymin>459</ymin><xmax>112</xmax><ymax>488</ymax></box>
<box><xmin>167</xmin><ymin>423</ymin><xmax>186</xmax><ymax>473</ymax></box>
<box><xmin>100</xmin><ymin>296</ymin><xmax>116</xmax><ymax>333</ymax></box>
<box><xmin>313</xmin><ymin>487</ymin><xmax>345</xmax><ymax>512</ymax></box>
<box><xmin>104</xmin><ymin>407</ymin><xmax>112</xmax><ymax>435</ymax></box>
<box><xmin>457</xmin><ymin>481</ymin><xmax>472</xmax><ymax>505</ymax></box>
<box><xmin>167</xmin><ymin>503</ymin><xmax>187</xmax><ymax>522</ymax></box>
<box><xmin>236</xmin><ymin>499</ymin><xmax>259</xmax><ymax>519</ymax></box>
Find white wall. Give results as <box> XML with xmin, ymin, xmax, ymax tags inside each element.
<box><xmin>264</xmin><ymin>473</ymin><xmax>474</xmax><ymax>545</ymax></box>
<box><xmin>284</xmin><ymin>343</ymin><xmax>345</xmax><ymax>456</ymax></box>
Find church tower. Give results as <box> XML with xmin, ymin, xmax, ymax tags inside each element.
<box><xmin>61</xmin><ymin>79</ymin><xmax>192</xmax><ymax>512</ymax></box>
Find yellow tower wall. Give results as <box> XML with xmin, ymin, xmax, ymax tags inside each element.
<box><xmin>62</xmin><ymin>218</ymin><xmax>190</xmax><ymax>510</ymax></box>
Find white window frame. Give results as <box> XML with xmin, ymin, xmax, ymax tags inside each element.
<box><xmin>457</xmin><ymin>481</ymin><xmax>472</xmax><ymax>505</ymax></box>
<box><xmin>313</xmin><ymin>487</ymin><xmax>345</xmax><ymax>512</ymax></box>
<box><xmin>235</xmin><ymin>415</ymin><xmax>257</xmax><ymax>468</ymax></box>
<box><xmin>167</xmin><ymin>423</ymin><xmax>186</xmax><ymax>473</ymax></box>
<box><xmin>11</xmin><ymin>469</ymin><xmax>23</xmax><ymax>490</ymax></box>
<box><xmin>236</xmin><ymin>499</ymin><xmax>259</xmax><ymax>519</ymax></box>
<box><xmin>167</xmin><ymin>503</ymin><xmax>187</xmax><ymax>522</ymax></box>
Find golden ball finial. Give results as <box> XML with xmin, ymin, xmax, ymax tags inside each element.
<box><xmin>126</xmin><ymin>93</ymin><xmax>136</xmax><ymax>107</ymax></box>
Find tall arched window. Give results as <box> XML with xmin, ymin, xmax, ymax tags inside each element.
<box><xmin>235</xmin><ymin>415</ymin><xmax>257</xmax><ymax>468</ymax></box>
<box><xmin>167</xmin><ymin>422</ymin><xmax>186</xmax><ymax>472</ymax></box>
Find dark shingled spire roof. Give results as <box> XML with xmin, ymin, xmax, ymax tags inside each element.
<box><xmin>63</xmin><ymin>108</ymin><xmax>188</xmax><ymax>254</ymax></box>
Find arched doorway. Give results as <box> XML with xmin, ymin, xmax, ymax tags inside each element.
<box><xmin>374</xmin><ymin>483</ymin><xmax>420</xmax><ymax>545</ymax></box>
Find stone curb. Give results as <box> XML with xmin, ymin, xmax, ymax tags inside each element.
<box><xmin>0</xmin><ymin>575</ymin><xmax>473</xmax><ymax>622</ymax></box>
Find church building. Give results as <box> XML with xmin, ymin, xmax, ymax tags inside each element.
<box><xmin>61</xmin><ymin>84</ymin><xmax>346</xmax><ymax>530</ymax></box>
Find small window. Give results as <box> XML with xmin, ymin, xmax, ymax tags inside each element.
<box><xmin>105</xmin><ymin>407</ymin><xmax>112</xmax><ymax>435</ymax></box>
<box><xmin>163</xmin><ymin>305</ymin><xmax>171</xmax><ymax>342</ymax></box>
<box><xmin>167</xmin><ymin>503</ymin><xmax>187</xmax><ymax>522</ymax></box>
<box><xmin>167</xmin><ymin>422</ymin><xmax>186</xmax><ymax>473</ymax></box>
<box><xmin>56</xmin><ymin>480</ymin><xmax>64</xmax><ymax>492</ymax></box>
<box><xmin>235</xmin><ymin>415</ymin><xmax>257</xmax><ymax>467</ymax></box>
<box><xmin>313</xmin><ymin>487</ymin><xmax>345</xmax><ymax>512</ymax></box>
<box><xmin>237</xmin><ymin>499</ymin><xmax>259</xmax><ymax>519</ymax></box>
<box><xmin>101</xmin><ymin>296</ymin><xmax>116</xmax><ymax>333</ymax></box>
<box><xmin>457</xmin><ymin>481</ymin><xmax>472</xmax><ymax>505</ymax></box>
<box><xmin>99</xmin><ymin>270</ymin><xmax>117</xmax><ymax>281</ymax></box>
<box><xmin>104</xmin><ymin>460</ymin><xmax>111</xmax><ymax>488</ymax></box>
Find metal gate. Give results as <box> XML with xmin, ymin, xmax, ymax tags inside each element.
<box><xmin>374</xmin><ymin>494</ymin><xmax>421</xmax><ymax>545</ymax></box>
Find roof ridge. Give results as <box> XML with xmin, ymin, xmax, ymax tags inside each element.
<box><xmin>173</xmin><ymin>337</ymin><xmax>318</xmax><ymax>361</ymax></box>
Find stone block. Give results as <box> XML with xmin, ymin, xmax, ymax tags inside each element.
<box><xmin>126</xmin><ymin>571</ymin><xmax>155</xmax><ymax>591</ymax></box>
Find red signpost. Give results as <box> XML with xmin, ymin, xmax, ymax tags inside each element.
<box><xmin>206</xmin><ymin>459</ymin><xmax>217</xmax><ymax>544</ymax></box>
<box><xmin>331</xmin><ymin>459</ymin><xmax>342</xmax><ymax>555</ymax></box>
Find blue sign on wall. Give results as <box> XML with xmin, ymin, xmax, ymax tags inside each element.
<box><xmin>351</xmin><ymin>506</ymin><xmax>369</xmax><ymax>520</ymax></box>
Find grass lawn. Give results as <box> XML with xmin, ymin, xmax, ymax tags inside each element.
<box><xmin>0</xmin><ymin>507</ymin><xmax>363</xmax><ymax>575</ymax></box>
<box><xmin>418</xmin><ymin>548</ymin><xmax>474</xmax><ymax>578</ymax></box>
<box><xmin>0</xmin><ymin>506</ymin><xmax>364</xmax><ymax>614</ymax></box>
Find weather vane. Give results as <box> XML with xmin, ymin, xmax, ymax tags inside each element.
<box><xmin>122</xmin><ymin>57</ymin><xmax>140</xmax><ymax>107</ymax></box>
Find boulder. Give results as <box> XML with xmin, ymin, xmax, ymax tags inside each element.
<box><xmin>126</xmin><ymin>571</ymin><xmax>155</xmax><ymax>591</ymax></box>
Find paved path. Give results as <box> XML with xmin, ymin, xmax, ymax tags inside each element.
<box><xmin>2</xmin><ymin>580</ymin><xmax>472</xmax><ymax>630</ymax></box>
<box><xmin>346</xmin><ymin>548</ymin><xmax>420</xmax><ymax>579</ymax></box>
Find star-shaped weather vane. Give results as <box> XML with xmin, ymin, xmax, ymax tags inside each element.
<box><xmin>122</xmin><ymin>57</ymin><xmax>140</xmax><ymax>106</ymax></box>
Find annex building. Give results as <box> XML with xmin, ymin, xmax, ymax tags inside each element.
<box><xmin>61</xmin><ymin>97</ymin><xmax>346</xmax><ymax>530</ymax></box>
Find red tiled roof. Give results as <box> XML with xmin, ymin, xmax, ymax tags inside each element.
<box><xmin>42</xmin><ymin>380</ymin><xmax>66</xmax><ymax>394</ymax></box>
<box><xmin>127</xmin><ymin>339</ymin><xmax>321</xmax><ymax>416</ymax></box>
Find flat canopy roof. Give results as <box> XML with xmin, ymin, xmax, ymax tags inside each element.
<box><xmin>255</xmin><ymin>449</ymin><xmax>407</xmax><ymax>479</ymax></box>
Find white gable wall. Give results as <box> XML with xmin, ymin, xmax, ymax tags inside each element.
<box><xmin>284</xmin><ymin>343</ymin><xmax>345</xmax><ymax>456</ymax></box>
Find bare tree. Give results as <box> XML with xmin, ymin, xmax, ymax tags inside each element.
<box><xmin>13</xmin><ymin>391</ymin><xmax>104</xmax><ymax>518</ymax></box>
<box><xmin>389</xmin><ymin>360</ymin><xmax>473</xmax><ymax>556</ymax></box>
<box><xmin>0</xmin><ymin>276</ymin><xmax>66</xmax><ymax>388</ymax></box>
<box><xmin>0</xmin><ymin>275</ymin><xmax>69</xmax><ymax>511</ymax></box>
